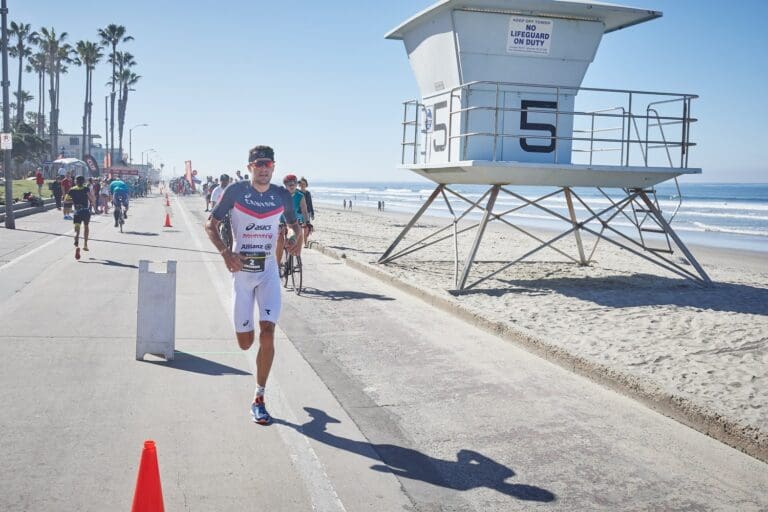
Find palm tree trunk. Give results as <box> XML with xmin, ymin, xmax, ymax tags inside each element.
<box><xmin>82</xmin><ymin>70</ymin><xmax>88</xmax><ymax>158</ymax></box>
<box><xmin>16</xmin><ymin>44</ymin><xmax>23</xmax><ymax>126</ymax></box>
<box><xmin>48</xmin><ymin>63</ymin><xmax>55</xmax><ymax>158</ymax></box>
<box><xmin>87</xmin><ymin>68</ymin><xmax>92</xmax><ymax>157</ymax></box>
<box><xmin>110</xmin><ymin>42</ymin><xmax>116</xmax><ymax>166</ymax></box>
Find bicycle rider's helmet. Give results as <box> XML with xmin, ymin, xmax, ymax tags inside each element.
<box><xmin>283</xmin><ymin>174</ymin><xmax>297</xmax><ymax>184</ymax></box>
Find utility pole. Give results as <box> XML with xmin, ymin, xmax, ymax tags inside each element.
<box><xmin>2</xmin><ymin>0</ymin><xmax>14</xmax><ymax>229</ymax></box>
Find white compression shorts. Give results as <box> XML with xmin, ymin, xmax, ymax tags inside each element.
<box><xmin>232</xmin><ymin>268</ymin><xmax>282</xmax><ymax>332</ymax></box>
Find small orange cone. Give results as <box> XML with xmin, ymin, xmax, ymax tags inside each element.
<box><xmin>131</xmin><ymin>440</ymin><xmax>165</xmax><ymax>512</ymax></box>
<box><xmin>163</xmin><ymin>213</ymin><xmax>172</xmax><ymax>228</ymax></box>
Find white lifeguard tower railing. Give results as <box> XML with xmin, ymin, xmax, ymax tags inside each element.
<box><xmin>380</xmin><ymin>0</ymin><xmax>711</xmax><ymax>291</ymax></box>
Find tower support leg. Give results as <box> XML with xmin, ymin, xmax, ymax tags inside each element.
<box><xmin>457</xmin><ymin>185</ymin><xmax>500</xmax><ymax>291</ymax></box>
<box><xmin>564</xmin><ymin>187</ymin><xmax>587</xmax><ymax>265</ymax></box>
<box><xmin>378</xmin><ymin>185</ymin><xmax>443</xmax><ymax>264</ymax></box>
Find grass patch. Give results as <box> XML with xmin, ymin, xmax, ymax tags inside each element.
<box><xmin>0</xmin><ymin>179</ymin><xmax>53</xmax><ymax>205</ymax></box>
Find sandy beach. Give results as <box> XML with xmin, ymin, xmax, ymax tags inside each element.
<box><xmin>310</xmin><ymin>203</ymin><xmax>768</xmax><ymax>460</ymax></box>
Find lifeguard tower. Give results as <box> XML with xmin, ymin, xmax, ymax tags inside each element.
<box><xmin>380</xmin><ymin>0</ymin><xmax>711</xmax><ymax>290</ymax></box>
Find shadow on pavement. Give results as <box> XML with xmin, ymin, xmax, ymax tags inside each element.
<box><xmin>274</xmin><ymin>407</ymin><xmax>556</xmax><ymax>502</ymax></box>
<box><xmin>80</xmin><ymin>258</ymin><xmax>139</xmax><ymax>268</ymax></box>
<box><xmin>298</xmin><ymin>287</ymin><xmax>395</xmax><ymax>302</ymax></box>
<box><xmin>143</xmin><ymin>350</ymin><xmax>250</xmax><ymax>376</ymax></box>
<box><xmin>124</xmin><ymin>231</ymin><xmax>159</xmax><ymax>236</ymax></box>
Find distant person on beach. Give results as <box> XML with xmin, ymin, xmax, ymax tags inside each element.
<box><xmin>235</xmin><ymin>170</ymin><xmax>243</xmax><ymax>182</ymax></box>
<box><xmin>64</xmin><ymin>176</ymin><xmax>96</xmax><ymax>260</ymax></box>
<box><xmin>205</xmin><ymin>145</ymin><xmax>302</xmax><ymax>425</ymax></box>
<box><xmin>343</xmin><ymin>199</ymin><xmax>347</xmax><ymax>209</ymax></box>
<box><xmin>349</xmin><ymin>200</ymin><xmax>353</xmax><ymax>209</ymax></box>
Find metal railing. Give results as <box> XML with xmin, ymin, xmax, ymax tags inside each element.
<box><xmin>400</xmin><ymin>80</ymin><xmax>698</xmax><ymax>169</ymax></box>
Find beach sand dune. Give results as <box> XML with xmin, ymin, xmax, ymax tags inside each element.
<box><xmin>313</xmin><ymin>206</ymin><xmax>768</xmax><ymax>460</ymax></box>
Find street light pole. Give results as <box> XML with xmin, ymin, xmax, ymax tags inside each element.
<box><xmin>128</xmin><ymin>123</ymin><xmax>148</xmax><ymax>165</ymax></box>
<box><xmin>2</xmin><ymin>0</ymin><xmax>14</xmax><ymax>229</ymax></box>
<box><xmin>141</xmin><ymin>148</ymin><xmax>155</xmax><ymax>166</ymax></box>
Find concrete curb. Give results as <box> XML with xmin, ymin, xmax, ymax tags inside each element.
<box><xmin>309</xmin><ymin>241</ymin><xmax>767</xmax><ymax>464</ymax></box>
<box><xmin>0</xmin><ymin>199</ymin><xmax>58</xmax><ymax>223</ymax></box>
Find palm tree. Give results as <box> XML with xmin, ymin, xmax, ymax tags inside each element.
<box><xmin>98</xmin><ymin>24</ymin><xmax>133</xmax><ymax>165</ymax></box>
<box><xmin>74</xmin><ymin>41</ymin><xmax>103</xmax><ymax>158</ymax></box>
<box><xmin>37</xmin><ymin>27</ymin><xmax>72</xmax><ymax>159</ymax></box>
<box><xmin>9</xmin><ymin>22</ymin><xmax>38</xmax><ymax>126</ymax></box>
<box><xmin>26</xmin><ymin>51</ymin><xmax>47</xmax><ymax>136</ymax></box>
<box><xmin>11</xmin><ymin>90</ymin><xmax>34</xmax><ymax>120</ymax></box>
<box><xmin>117</xmin><ymin>70</ymin><xmax>141</xmax><ymax>163</ymax></box>
<box><xmin>112</xmin><ymin>50</ymin><xmax>136</xmax><ymax>161</ymax></box>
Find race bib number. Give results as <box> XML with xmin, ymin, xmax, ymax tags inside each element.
<box><xmin>240</xmin><ymin>251</ymin><xmax>266</xmax><ymax>273</ymax></box>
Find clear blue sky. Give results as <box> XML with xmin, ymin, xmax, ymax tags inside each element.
<box><xmin>13</xmin><ymin>0</ymin><xmax>768</xmax><ymax>183</ymax></box>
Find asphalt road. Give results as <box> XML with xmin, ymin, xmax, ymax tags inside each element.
<box><xmin>0</xmin><ymin>190</ymin><xmax>765</xmax><ymax>511</ymax></box>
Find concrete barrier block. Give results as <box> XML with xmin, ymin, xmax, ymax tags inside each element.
<box><xmin>136</xmin><ymin>260</ymin><xmax>177</xmax><ymax>361</ymax></box>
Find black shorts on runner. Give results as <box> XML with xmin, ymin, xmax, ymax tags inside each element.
<box><xmin>73</xmin><ymin>208</ymin><xmax>91</xmax><ymax>225</ymax></box>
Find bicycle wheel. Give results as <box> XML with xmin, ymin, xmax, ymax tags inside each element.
<box><xmin>291</xmin><ymin>255</ymin><xmax>303</xmax><ymax>295</ymax></box>
<box><xmin>282</xmin><ymin>253</ymin><xmax>291</xmax><ymax>288</ymax></box>
<box><xmin>118</xmin><ymin>209</ymin><xmax>124</xmax><ymax>233</ymax></box>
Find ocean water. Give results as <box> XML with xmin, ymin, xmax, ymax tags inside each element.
<box><xmin>311</xmin><ymin>181</ymin><xmax>768</xmax><ymax>253</ymax></box>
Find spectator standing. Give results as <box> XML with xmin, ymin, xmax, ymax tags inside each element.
<box><xmin>61</xmin><ymin>174</ymin><xmax>73</xmax><ymax>220</ymax></box>
<box><xmin>35</xmin><ymin>169</ymin><xmax>45</xmax><ymax>197</ymax></box>
<box><xmin>50</xmin><ymin>176</ymin><xmax>63</xmax><ymax>211</ymax></box>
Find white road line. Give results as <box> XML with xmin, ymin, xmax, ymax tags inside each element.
<box><xmin>175</xmin><ymin>195</ymin><xmax>348</xmax><ymax>512</ymax></box>
<box><xmin>0</xmin><ymin>228</ymin><xmax>74</xmax><ymax>272</ymax></box>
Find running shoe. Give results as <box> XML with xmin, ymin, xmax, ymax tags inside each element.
<box><xmin>75</xmin><ymin>247</ymin><xmax>80</xmax><ymax>260</ymax></box>
<box><xmin>250</xmin><ymin>396</ymin><xmax>272</xmax><ymax>425</ymax></box>
<box><xmin>83</xmin><ymin>245</ymin><xmax>89</xmax><ymax>252</ymax></box>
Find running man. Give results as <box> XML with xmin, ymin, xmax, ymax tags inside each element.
<box><xmin>64</xmin><ymin>176</ymin><xmax>96</xmax><ymax>260</ymax></box>
<box><xmin>275</xmin><ymin>174</ymin><xmax>311</xmax><ymax>267</ymax></box>
<box><xmin>205</xmin><ymin>145</ymin><xmax>302</xmax><ymax>425</ymax></box>
<box><xmin>109</xmin><ymin>178</ymin><xmax>130</xmax><ymax>227</ymax></box>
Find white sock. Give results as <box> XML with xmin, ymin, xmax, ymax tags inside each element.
<box><xmin>254</xmin><ymin>386</ymin><xmax>265</xmax><ymax>401</ymax></box>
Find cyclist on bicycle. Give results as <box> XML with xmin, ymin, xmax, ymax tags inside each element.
<box><xmin>275</xmin><ymin>174</ymin><xmax>311</xmax><ymax>269</ymax></box>
<box><xmin>109</xmin><ymin>178</ymin><xmax>130</xmax><ymax>227</ymax></box>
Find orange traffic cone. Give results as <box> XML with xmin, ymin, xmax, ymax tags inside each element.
<box><xmin>131</xmin><ymin>440</ymin><xmax>165</xmax><ymax>512</ymax></box>
<box><xmin>163</xmin><ymin>213</ymin><xmax>172</xmax><ymax>228</ymax></box>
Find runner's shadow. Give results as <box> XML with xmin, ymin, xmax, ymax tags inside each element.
<box><xmin>143</xmin><ymin>350</ymin><xmax>250</xmax><ymax>376</ymax></box>
<box><xmin>80</xmin><ymin>258</ymin><xmax>139</xmax><ymax>269</ymax></box>
<box><xmin>298</xmin><ymin>287</ymin><xmax>395</xmax><ymax>301</ymax></box>
<box><xmin>274</xmin><ymin>407</ymin><xmax>555</xmax><ymax>502</ymax></box>
<box><xmin>124</xmin><ymin>231</ymin><xmax>159</xmax><ymax>236</ymax></box>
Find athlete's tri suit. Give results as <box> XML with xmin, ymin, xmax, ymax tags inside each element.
<box><xmin>211</xmin><ymin>180</ymin><xmax>296</xmax><ymax>332</ymax></box>
<box><xmin>64</xmin><ymin>185</ymin><xmax>92</xmax><ymax>226</ymax></box>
